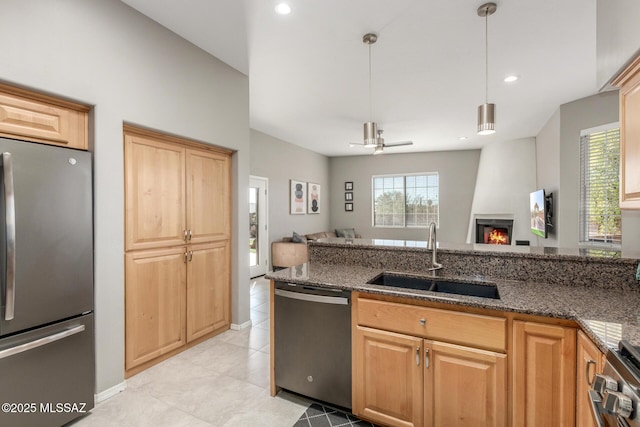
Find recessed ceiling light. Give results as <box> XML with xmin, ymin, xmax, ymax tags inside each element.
<box><xmin>504</xmin><ymin>75</ymin><xmax>519</xmax><ymax>83</ymax></box>
<box><xmin>275</xmin><ymin>2</ymin><xmax>291</xmax><ymax>15</ymax></box>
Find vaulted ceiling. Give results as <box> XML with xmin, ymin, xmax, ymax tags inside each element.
<box><xmin>121</xmin><ymin>0</ymin><xmax>598</xmax><ymax>156</ymax></box>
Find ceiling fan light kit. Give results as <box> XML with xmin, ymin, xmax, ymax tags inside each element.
<box><xmin>349</xmin><ymin>32</ymin><xmax>414</xmax><ymax>154</ymax></box>
<box><xmin>477</xmin><ymin>2</ymin><xmax>497</xmax><ymax>135</ymax></box>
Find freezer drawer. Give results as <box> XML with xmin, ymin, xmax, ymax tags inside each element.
<box><xmin>0</xmin><ymin>313</ymin><xmax>94</xmax><ymax>427</ymax></box>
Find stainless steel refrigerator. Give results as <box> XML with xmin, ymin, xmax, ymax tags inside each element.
<box><xmin>0</xmin><ymin>138</ymin><xmax>94</xmax><ymax>427</ymax></box>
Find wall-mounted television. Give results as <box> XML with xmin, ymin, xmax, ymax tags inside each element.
<box><xmin>530</xmin><ymin>189</ymin><xmax>553</xmax><ymax>238</ymax></box>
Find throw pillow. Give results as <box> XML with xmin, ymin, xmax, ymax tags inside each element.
<box><xmin>335</xmin><ymin>228</ymin><xmax>356</xmax><ymax>238</ymax></box>
<box><xmin>291</xmin><ymin>231</ymin><xmax>307</xmax><ymax>243</ymax></box>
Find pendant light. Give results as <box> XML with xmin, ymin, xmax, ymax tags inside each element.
<box><xmin>477</xmin><ymin>3</ymin><xmax>497</xmax><ymax>135</ymax></box>
<box><xmin>363</xmin><ymin>33</ymin><xmax>378</xmax><ymax>148</ymax></box>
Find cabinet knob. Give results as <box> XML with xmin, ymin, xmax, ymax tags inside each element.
<box><xmin>419</xmin><ymin>318</ymin><xmax>426</xmax><ymax>326</ymax></box>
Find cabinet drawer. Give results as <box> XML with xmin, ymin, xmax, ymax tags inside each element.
<box><xmin>356</xmin><ymin>298</ymin><xmax>506</xmax><ymax>352</ymax></box>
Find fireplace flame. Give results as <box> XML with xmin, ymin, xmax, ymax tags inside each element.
<box><xmin>488</xmin><ymin>229</ymin><xmax>508</xmax><ymax>245</ymax></box>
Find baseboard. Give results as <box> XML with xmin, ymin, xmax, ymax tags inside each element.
<box><xmin>230</xmin><ymin>319</ymin><xmax>252</xmax><ymax>330</ymax></box>
<box><xmin>95</xmin><ymin>381</ymin><xmax>127</xmax><ymax>404</ymax></box>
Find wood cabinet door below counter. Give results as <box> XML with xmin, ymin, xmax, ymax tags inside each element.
<box><xmin>424</xmin><ymin>340</ymin><xmax>507</xmax><ymax>427</ymax></box>
<box><xmin>512</xmin><ymin>320</ymin><xmax>576</xmax><ymax>427</ymax></box>
<box><xmin>576</xmin><ymin>330</ymin><xmax>603</xmax><ymax>427</ymax></box>
<box><xmin>353</xmin><ymin>326</ymin><xmax>423</xmax><ymax>427</ymax></box>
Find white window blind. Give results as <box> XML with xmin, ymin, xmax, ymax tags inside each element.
<box><xmin>372</xmin><ymin>173</ymin><xmax>439</xmax><ymax>228</ymax></box>
<box><xmin>579</xmin><ymin>124</ymin><xmax>621</xmax><ymax>246</ymax></box>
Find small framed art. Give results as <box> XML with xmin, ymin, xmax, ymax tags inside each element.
<box><xmin>345</xmin><ymin>192</ymin><xmax>353</xmax><ymax>201</ymax></box>
<box><xmin>290</xmin><ymin>179</ymin><xmax>306</xmax><ymax>214</ymax></box>
<box><xmin>307</xmin><ymin>182</ymin><xmax>321</xmax><ymax>214</ymax></box>
<box><xmin>345</xmin><ymin>181</ymin><xmax>353</xmax><ymax>191</ymax></box>
<box><xmin>345</xmin><ymin>202</ymin><xmax>353</xmax><ymax>212</ymax></box>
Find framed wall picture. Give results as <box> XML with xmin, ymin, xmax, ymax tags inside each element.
<box><xmin>345</xmin><ymin>181</ymin><xmax>353</xmax><ymax>191</ymax></box>
<box><xmin>307</xmin><ymin>182</ymin><xmax>321</xmax><ymax>214</ymax></box>
<box><xmin>345</xmin><ymin>202</ymin><xmax>353</xmax><ymax>212</ymax></box>
<box><xmin>290</xmin><ymin>180</ymin><xmax>307</xmax><ymax>214</ymax></box>
<box><xmin>345</xmin><ymin>192</ymin><xmax>353</xmax><ymax>201</ymax></box>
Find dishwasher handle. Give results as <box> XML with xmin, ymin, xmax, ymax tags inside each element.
<box><xmin>275</xmin><ymin>288</ymin><xmax>350</xmax><ymax>305</ymax></box>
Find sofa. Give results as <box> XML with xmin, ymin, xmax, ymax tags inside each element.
<box><xmin>271</xmin><ymin>229</ymin><xmax>360</xmax><ymax>269</ymax></box>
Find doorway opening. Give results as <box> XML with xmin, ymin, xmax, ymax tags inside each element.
<box><xmin>250</xmin><ymin>176</ymin><xmax>269</xmax><ymax>278</ymax></box>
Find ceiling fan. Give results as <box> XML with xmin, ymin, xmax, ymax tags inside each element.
<box><xmin>349</xmin><ymin>33</ymin><xmax>413</xmax><ymax>154</ymax></box>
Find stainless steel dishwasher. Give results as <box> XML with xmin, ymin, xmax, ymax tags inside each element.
<box><xmin>274</xmin><ymin>281</ymin><xmax>352</xmax><ymax>409</ymax></box>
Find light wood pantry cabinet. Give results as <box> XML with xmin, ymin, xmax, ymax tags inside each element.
<box><xmin>124</xmin><ymin>126</ymin><xmax>232</xmax><ymax>376</ymax></box>
<box><xmin>576</xmin><ymin>330</ymin><xmax>604</xmax><ymax>427</ymax></box>
<box><xmin>512</xmin><ymin>320</ymin><xmax>576</xmax><ymax>427</ymax></box>
<box><xmin>0</xmin><ymin>83</ymin><xmax>89</xmax><ymax>150</ymax></box>
<box><xmin>613</xmin><ymin>54</ymin><xmax>640</xmax><ymax>209</ymax></box>
<box><xmin>186</xmin><ymin>241</ymin><xmax>230</xmax><ymax>342</ymax></box>
<box><xmin>125</xmin><ymin>247</ymin><xmax>187</xmax><ymax>370</ymax></box>
<box><xmin>352</xmin><ymin>293</ymin><xmax>507</xmax><ymax>427</ymax></box>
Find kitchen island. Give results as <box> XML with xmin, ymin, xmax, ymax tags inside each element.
<box><xmin>266</xmin><ymin>238</ymin><xmax>640</xmax><ymax>427</ymax></box>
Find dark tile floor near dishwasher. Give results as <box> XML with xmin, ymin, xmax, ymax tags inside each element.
<box><xmin>293</xmin><ymin>403</ymin><xmax>379</xmax><ymax>427</ymax></box>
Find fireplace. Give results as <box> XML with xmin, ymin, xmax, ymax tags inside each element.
<box><xmin>475</xmin><ymin>218</ymin><xmax>514</xmax><ymax>245</ymax></box>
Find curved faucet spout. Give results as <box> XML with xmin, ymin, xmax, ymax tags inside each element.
<box><xmin>428</xmin><ymin>222</ymin><xmax>442</xmax><ymax>271</ymax></box>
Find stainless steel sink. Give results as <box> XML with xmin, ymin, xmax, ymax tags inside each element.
<box><xmin>367</xmin><ymin>272</ymin><xmax>500</xmax><ymax>299</ymax></box>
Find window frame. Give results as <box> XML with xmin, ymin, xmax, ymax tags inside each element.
<box><xmin>578</xmin><ymin>122</ymin><xmax>621</xmax><ymax>248</ymax></box>
<box><xmin>371</xmin><ymin>172</ymin><xmax>439</xmax><ymax>229</ymax></box>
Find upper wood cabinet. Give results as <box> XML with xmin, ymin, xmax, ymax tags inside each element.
<box><xmin>186</xmin><ymin>149</ymin><xmax>231</xmax><ymax>244</ymax></box>
<box><xmin>124</xmin><ymin>127</ymin><xmax>231</xmax><ymax>251</ymax></box>
<box><xmin>0</xmin><ymin>83</ymin><xmax>88</xmax><ymax>150</ymax></box>
<box><xmin>576</xmin><ymin>331</ymin><xmax>604</xmax><ymax>427</ymax></box>
<box><xmin>125</xmin><ymin>133</ymin><xmax>186</xmax><ymax>250</ymax></box>
<box><xmin>512</xmin><ymin>320</ymin><xmax>576</xmax><ymax>427</ymax></box>
<box><xmin>613</xmin><ymin>55</ymin><xmax>640</xmax><ymax>209</ymax></box>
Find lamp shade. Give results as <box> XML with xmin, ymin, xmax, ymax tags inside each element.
<box><xmin>477</xmin><ymin>103</ymin><xmax>496</xmax><ymax>135</ymax></box>
<box><xmin>363</xmin><ymin>122</ymin><xmax>378</xmax><ymax>148</ymax></box>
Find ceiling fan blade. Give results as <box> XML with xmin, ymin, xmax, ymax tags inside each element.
<box><xmin>349</xmin><ymin>142</ymin><xmax>366</xmax><ymax>147</ymax></box>
<box><xmin>383</xmin><ymin>141</ymin><xmax>413</xmax><ymax>147</ymax></box>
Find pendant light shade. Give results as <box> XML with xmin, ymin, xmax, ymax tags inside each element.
<box><xmin>363</xmin><ymin>121</ymin><xmax>377</xmax><ymax>148</ymax></box>
<box><xmin>477</xmin><ymin>103</ymin><xmax>495</xmax><ymax>135</ymax></box>
<box><xmin>477</xmin><ymin>3</ymin><xmax>497</xmax><ymax>135</ymax></box>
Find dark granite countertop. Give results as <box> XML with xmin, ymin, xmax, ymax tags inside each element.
<box><xmin>265</xmin><ymin>262</ymin><xmax>640</xmax><ymax>354</ymax></box>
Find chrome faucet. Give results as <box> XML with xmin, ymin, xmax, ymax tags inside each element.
<box><xmin>427</xmin><ymin>222</ymin><xmax>442</xmax><ymax>271</ymax></box>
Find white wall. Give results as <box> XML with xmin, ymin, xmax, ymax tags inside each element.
<box><xmin>535</xmin><ymin>109</ymin><xmax>561</xmax><ymax>247</ymax></box>
<box><xmin>250</xmin><ymin>130</ymin><xmax>331</xmax><ymax>245</ymax></box>
<box><xmin>596</xmin><ymin>0</ymin><xmax>640</xmax><ymax>88</ymax></box>
<box><xmin>535</xmin><ymin>90</ymin><xmax>640</xmax><ymax>252</ymax></box>
<box><xmin>329</xmin><ymin>150</ymin><xmax>480</xmax><ymax>243</ymax></box>
<box><xmin>0</xmin><ymin>0</ymin><xmax>250</xmax><ymax>395</ymax></box>
<box><xmin>466</xmin><ymin>138</ymin><xmax>537</xmax><ymax>245</ymax></box>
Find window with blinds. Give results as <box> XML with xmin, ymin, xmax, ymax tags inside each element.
<box><xmin>372</xmin><ymin>173</ymin><xmax>439</xmax><ymax>228</ymax></box>
<box><xmin>579</xmin><ymin>123</ymin><xmax>621</xmax><ymax>246</ymax></box>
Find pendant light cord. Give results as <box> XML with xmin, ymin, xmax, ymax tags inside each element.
<box><xmin>368</xmin><ymin>42</ymin><xmax>373</xmax><ymax>121</ymax></box>
<box><xmin>485</xmin><ymin>6</ymin><xmax>489</xmax><ymax>103</ymax></box>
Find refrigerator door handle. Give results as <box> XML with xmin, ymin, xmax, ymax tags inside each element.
<box><xmin>3</xmin><ymin>152</ymin><xmax>16</xmax><ymax>321</ymax></box>
<box><xmin>0</xmin><ymin>324</ymin><xmax>85</xmax><ymax>360</ymax></box>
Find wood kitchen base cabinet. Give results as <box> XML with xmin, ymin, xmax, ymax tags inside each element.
<box><xmin>576</xmin><ymin>331</ymin><xmax>604</xmax><ymax>427</ymax></box>
<box><xmin>512</xmin><ymin>320</ymin><xmax>576</xmax><ymax>427</ymax></box>
<box><xmin>352</xmin><ymin>294</ymin><xmax>507</xmax><ymax>427</ymax></box>
<box><xmin>425</xmin><ymin>341</ymin><xmax>506</xmax><ymax>427</ymax></box>
<box><xmin>353</xmin><ymin>326</ymin><xmax>423</xmax><ymax>427</ymax></box>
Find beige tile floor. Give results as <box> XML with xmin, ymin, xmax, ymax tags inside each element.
<box><xmin>70</xmin><ymin>276</ymin><xmax>311</xmax><ymax>427</ymax></box>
